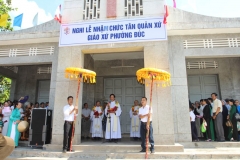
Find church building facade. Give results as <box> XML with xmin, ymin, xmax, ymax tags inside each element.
<box><xmin>0</xmin><ymin>0</ymin><xmax>240</xmax><ymax>146</ymax></box>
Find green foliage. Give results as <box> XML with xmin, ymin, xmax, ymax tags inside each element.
<box><xmin>0</xmin><ymin>0</ymin><xmax>16</xmax><ymax>31</ymax></box>
<box><xmin>0</xmin><ymin>75</ymin><xmax>12</xmax><ymax>103</ymax></box>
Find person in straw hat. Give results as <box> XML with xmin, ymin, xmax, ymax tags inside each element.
<box><xmin>0</xmin><ymin>133</ymin><xmax>15</xmax><ymax>159</ymax></box>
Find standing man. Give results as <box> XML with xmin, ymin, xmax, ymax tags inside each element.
<box><xmin>45</xmin><ymin>102</ymin><xmax>49</xmax><ymax>109</ymax></box>
<box><xmin>81</xmin><ymin>103</ymin><xmax>91</xmax><ymax>139</ymax></box>
<box><xmin>91</xmin><ymin>101</ymin><xmax>103</xmax><ymax>140</ymax></box>
<box><xmin>139</xmin><ymin>97</ymin><xmax>154</xmax><ymax>153</ymax></box>
<box><xmin>35</xmin><ymin>102</ymin><xmax>39</xmax><ymax>108</ymax></box>
<box><xmin>105</xmin><ymin>94</ymin><xmax>122</xmax><ymax>142</ymax></box>
<box><xmin>129</xmin><ymin>100</ymin><xmax>141</xmax><ymax>140</ymax></box>
<box><xmin>63</xmin><ymin>96</ymin><xmax>78</xmax><ymax>153</ymax></box>
<box><xmin>225</xmin><ymin>99</ymin><xmax>231</xmax><ymax>111</ymax></box>
<box><xmin>235</xmin><ymin>100</ymin><xmax>240</xmax><ymax>113</ymax></box>
<box><xmin>211</xmin><ymin>93</ymin><xmax>225</xmax><ymax>142</ymax></box>
<box><xmin>40</xmin><ymin>102</ymin><xmax>45</xmax><ymax>108</ymax></box>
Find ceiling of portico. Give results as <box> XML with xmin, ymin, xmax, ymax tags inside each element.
<box><xmin>90</xmin><ymin>51</ymin><xmax>144</xmax><ymax>61</ymax></box>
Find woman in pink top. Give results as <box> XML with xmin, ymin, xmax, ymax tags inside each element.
<box><xmin>2</xmin><ymin>101</ymin><xmax>12</xmax><ymax>136</ymax></box>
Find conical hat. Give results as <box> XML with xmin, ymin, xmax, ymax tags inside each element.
<box><xmin>0</xmin><ymin>134</ymin><xmax>15</xmax><ymax>159</ymax></box>
<box><xmin>18</xmin><ymin>121</ymin><xmax>29</xmax><ymax>133</ymax></box>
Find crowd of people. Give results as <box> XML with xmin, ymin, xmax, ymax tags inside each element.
<box><xmin>2</xmin><ymin>92</ymin><xmax>240</xmax><ymax>149</ymax></box>
<box><xmin>0</xmin><ymin>98</ymin><xmax>50</xmax><ymax>147</ymax></box>
<box><xmin>189</xmin><ymin>93</ymin><xmax>240</xmax><ymax>142</ymax></box>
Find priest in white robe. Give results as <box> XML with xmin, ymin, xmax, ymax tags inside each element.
<box><xmin>129</xmin><ymin>100</ymin><xmax>141</xmax><ymax>139</ymax></box>
<box><xmin>90</xmin><ymin>101</ymin><xmax>103</xmax><ymax>140</ymax></box>
<box><xmin>105</xmin><ymin>94</ymin><xmax>122</xmax><ymax>142</ymax></box>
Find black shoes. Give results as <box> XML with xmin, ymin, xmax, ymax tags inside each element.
<box><xmin>151</xmin><ymin>150</ymin><xmax>155</xmax><ymax>154</ymax></box>
<box><xmin>140</xmin><ymin>149</ymin><xmax>154</xmax><ymax>153</ymax></box>
<box><xmin>67</xmin><ymin>149</ymin><xmax>75</xmax><ymax>152</ymax></box>
<box><xmin>63</xmin><ymin>149</ymin><xmax>75</xmax><ymax>153</ymax></box>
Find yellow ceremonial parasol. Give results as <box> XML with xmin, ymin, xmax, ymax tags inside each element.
<box><xmin>136</xmin><ymin>68</ymin><xmax>171</xmax><ymax>159</ymax></box>
<box><xmin>65</xmin><ymin>67</ymin><xmax>96</xmax><ymax>151</ymax></box>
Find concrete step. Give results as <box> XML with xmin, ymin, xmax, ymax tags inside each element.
<box><xmin>6</xmin><ymin>148</ymin><xmax>240</xmax><ymax>159</ymax></box>
<box><xmin>12</xmin><ymin>141</ymin><xmax>240</xmax><ymax>160</ymax></box>
<box><xmin>182</xmin><ymin>141</ymin><xmax>240</xmax><ymax>148</ymax></box>
<box><xmin>43</xmin><ymin>141</ymin><xmax>240</xmax><ymax>152</ymax></box>
<box><xmin>44</xmin><ymin>143</ymin><xmax>184</xmax><ymax>152</ymax></box>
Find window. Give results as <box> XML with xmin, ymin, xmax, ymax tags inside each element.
<box><xmin>83</xmin><ymin>0</ymin><xmax>100</xmax><ymax>20</ymax></box>
<box><xmin>125</xmin><ymin>0</ymin><xmax>143</xmax><ymax>17</ymax></box>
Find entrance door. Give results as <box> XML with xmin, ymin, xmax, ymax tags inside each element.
<box><xmin>104</xmin><ymin>77</ymin><xmax>145</xmax><ymax>134</ymax></box>
<box><xmin>187</xmin><ymin>75</ymin><xmax>220</xmax><ymax>103</ymax></box>
<box><xmin>37</xmin><ymin>80</ymin><xmax>50</xmax><ymax>103</ymax></box>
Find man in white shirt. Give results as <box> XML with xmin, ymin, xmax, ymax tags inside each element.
<box><xmin>37</xmin><ymin>103</ymin><xmax>47</xmax><ymax>110</ymax></box>
<box><xmin>63</xmin><ymin>96</ymin><xmax>78</xmax><ymax>153</ymax></box>
<box><xmin>211</xmin><ymin>93</ymin><xmax>225</xmax><ymax>142</ymax></box>
<box><xmin>198</xmin><ymin>99</ymin><xmax>204</xmax><ymax>117</ymax></box>
<box><xmin>35</xmin><ymin>102</ymin><xmax>39</xmax><ymax>108</ymax></box>
<box><xmin>81</xmin><ymin>103</ymin><xmax>91</xmax><ymax>139</ymax></box>
<box><xmin>40</xmin><ymin>102</ymin><xmax>45</xmax><ymax>109</ymax></box>
<box><xmin>139</xmin><ymin>97</ymin><xmax>154</xmax><ymax>154</ymax></box>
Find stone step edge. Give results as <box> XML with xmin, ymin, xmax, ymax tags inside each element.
<box><xmin>43</xmin><ymin>143</ymin><xmax>184</xmax><ymax>152</ymax></box>
<box><xmin>10</xmin><ymin>151</ymin><xmax>240</xmax><ymax>154</ymax></box>
<box><xmin>43</xmin><ymin>143</ymin><xmax>183</xmax><ymax>147</ymax></box>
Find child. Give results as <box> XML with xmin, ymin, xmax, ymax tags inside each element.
<box><xmin>0</xmin><ymin>114</ymin><xmax>3</xmax><ymax>133</ymax></box>
<box><xmin>190</xmin><ymin>106</ymin><xmax>199</xmax><ymax>142</ymax></box>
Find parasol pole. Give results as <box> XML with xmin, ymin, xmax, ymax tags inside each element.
<box><xmin>145</xmin><ymin>74</ymin><xmax>154</xmax><ymax>159</ymax></box>
<box><xmin>136</xmin><ymin>68</ymin><xmax>171</xmax><ymax>159</ymax></box>
<box><xmin>70</xmin><ymin>76</ymin><xmax>81</xmax><ymax>151</ymax></box>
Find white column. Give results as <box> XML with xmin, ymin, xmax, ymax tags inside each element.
<box><xmin>144</xmin><ymin>41</ymin><xmax>175</xmax><ymax>145</ymax></box>
<box><xmin>51</xmin><ymin>46</ymin><xmax>84</xmax><ymax>145</ymax></box>
<box><xmin>168</xmin><ymin>37</ymin><xmax>192</xmax><ymax>142</ymax></box>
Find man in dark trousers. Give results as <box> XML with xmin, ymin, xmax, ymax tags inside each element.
<box><xmin>212</xmin><ymin>93</ymin><xmax>225</xmax><ymax>142</ymax></box>
<box><xmin>139</xmin><ymin>97</ymin><xmax>154</xmax><ymax>154</ymax></box>
<box><xmin>62</xmin><ymin>96</ymin><xmax>78</xmax><ymax>153</ymax></box>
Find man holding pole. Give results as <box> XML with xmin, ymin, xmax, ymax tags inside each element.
<box><xmin>139</xmin><ymin>97</ymin><xmax>154</xmax><ymax>153</ymax></box>
<box><xmin>62</xmin><ymin>96</ymin><xmax>78</xmax><ymax>153</ymax></box>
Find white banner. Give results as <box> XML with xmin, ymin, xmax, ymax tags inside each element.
<box><xmin>59</xmin><ymin>17</ymin><xmax>167</xmax><ymax>47</ymax></box>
